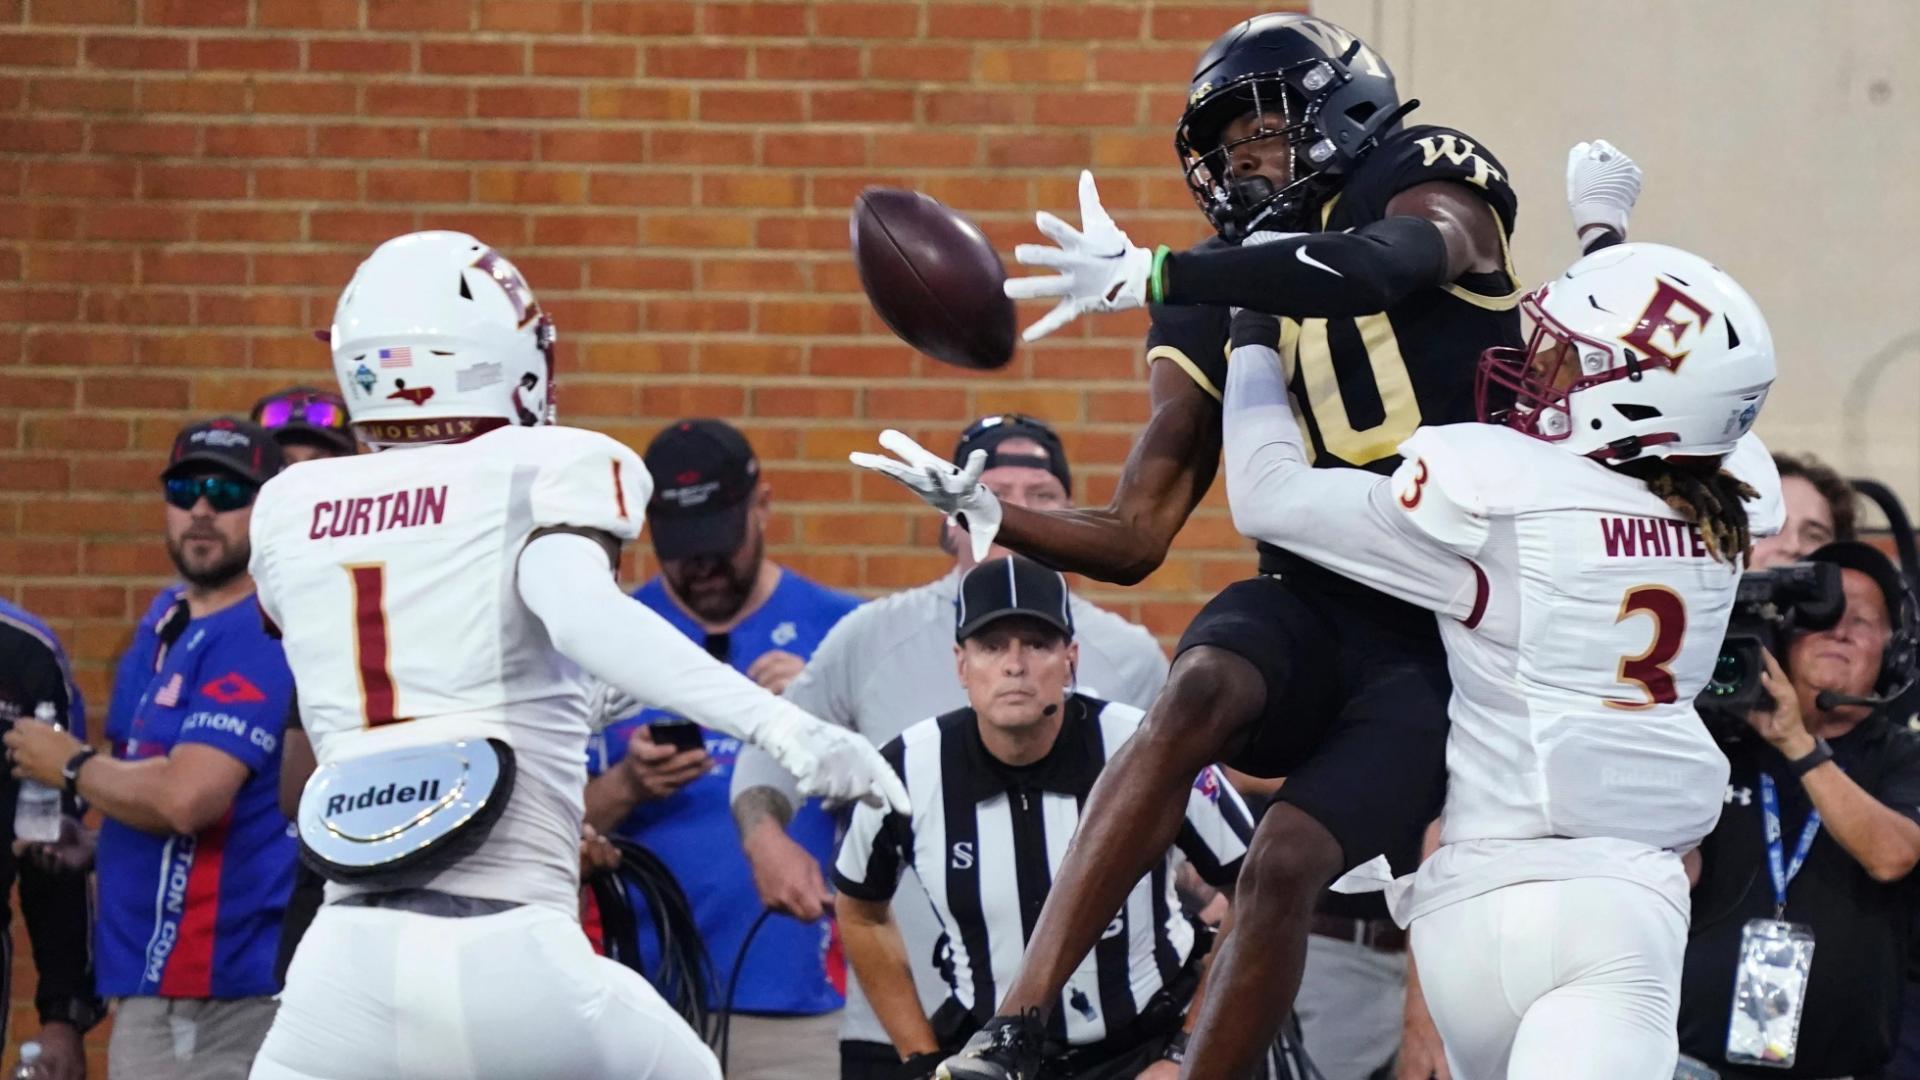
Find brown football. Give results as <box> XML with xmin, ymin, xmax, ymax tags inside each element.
<box><xmin>850</xmin><ymin>187</ymin><xmax>1016</xmax><ymax>370</ymax></box>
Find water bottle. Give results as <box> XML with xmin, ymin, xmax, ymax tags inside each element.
<box><xmin>13</xmin><ymin>1040</ymin><xmax>42</xmax><ymax>1078</ymax></box>
<box><xmin>13</xmin><ymin>703</ymin><xmax>63</xmax><ymax>845</ymax></box>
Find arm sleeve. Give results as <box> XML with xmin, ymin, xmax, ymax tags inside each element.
<box><xmin>831</xmin><ymin>794</ymin><xmax>908</xmax><ymax>902</ymax></box>
<box><xmin>1174</xmin><ymin>767</ymin><xmax>1256</xmax><ymax>888</ymax></box>
<box><xmin>517</xmin><ymin>532</ymin><xmax>819</xmax><ymax>745</ymax></box>
<box><xmin>1222</xmin><ymin>338</ymin><xmax>1485</xmax><ymax>620</ymax></box>
<box><xmin>18</xmin><ymin>853</ymin><xmax>101</xmax><ymax>1030</ymax></box>
<box><xmin>1164</xmin><ymin>216</ymin><xmax>1451</xmax><ymax>318</ymax></box>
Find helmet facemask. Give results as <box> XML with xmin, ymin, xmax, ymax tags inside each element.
<box><xmin>1178</xmin><ymin>70</ymin><xmax>1327</xmax><ymax>240</ymax></box>
<box><xmin>1477</xmin><ymin>287</ymin><xmax>1678</xmax><ymax>458</ymax></box>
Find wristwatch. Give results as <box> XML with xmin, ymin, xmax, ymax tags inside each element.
<box><xmin>1786</xmin><ymin>737</ymin><xmax>1834</xmax><ymax>779</ymax></box>
<box><xmin>61</xmin><ymin>746</ymin><xmax>97</xmax><ymax>798</ymax></box>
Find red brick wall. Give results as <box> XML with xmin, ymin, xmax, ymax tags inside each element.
<box><xmin>0</xmin><ymin>0</ymin><xmax>1295</xmax><ymax>1065</ymax></box>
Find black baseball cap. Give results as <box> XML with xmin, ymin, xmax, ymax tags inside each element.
<box><xmin>1808</xmin><ymin>541</ymin><xmax>1912</xmax><ymax>634</ymax></box>
<box><xmin>161</xmin><ymin>418</ymin><xmax>284</xmax><ymax>485</ymax></box>
<box><xmin>645</xmin><ymin>418</ymin><xmax>762</xmax><ymax>560</ymax></box>
<box><xmin>954</xmin><ymin>413</ymin><xmax>1071</xmax><ymax>496</ymax></box>
<box><xmin>956</xmin><ymin>555</ymin><xmax>1075</xmax><ymax>643</ymax></box>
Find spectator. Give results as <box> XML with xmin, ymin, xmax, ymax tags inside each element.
<box><xmin>1748</xmin><ymin>453</ymin><xmax>1858</xmax><ymax>569</ymax></box>
<box><xmin>0</xmin><ymin>599</ymin><xmax>107</xmax><ymax>1080</ymax></box>
<box><xmin>8</xmin><ymin>418</ymin><xmax>297</xmax><ymax>1080</ymax></box>
<box><xmin>731</xmin><ymin>413</ymin><xmax>1169</xmax><ymax>1080</ymax></box>
<box><xmin>248</xmin><ymin>385</ymin><xmax>357</xmax><ymax>464</ymax></box>
<box><xmin>582</xmin><ymin>419</ymin><xmax>863</xmax><ymax>1080</ymax></box>
<box><xmin>835</xmin><ymin>556</ymin><xmax>1251</xmax><ymax>1078</ymax></box>
<box><xmin>1677</xmin><ymin>541</ymin><xmax>1920</xmax><ymax>1078</ymax></box>
<box><xmin>104</xmin><ymin>385</ymin><xmax>356</xmax><ymax>750</ymax></box>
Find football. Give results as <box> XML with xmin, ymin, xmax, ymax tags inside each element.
<box><xmin>850</xmin><ymin>187</ymin><xmax>1016</xmax><ymax>371</ymax></box>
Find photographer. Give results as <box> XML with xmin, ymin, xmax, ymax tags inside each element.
<box><xmin>1679</xmin><ymin>542</ymin><xmax>1920</xmax><ymax>1078</ymax></box>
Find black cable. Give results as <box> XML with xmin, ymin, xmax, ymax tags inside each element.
<box><xmin>585</xmin><ymin>837</ymin><xmax>717</xmax><ymax>1035</ymax></box>
<box><xmin>715</xmin><ymin>907</ymin><xmax>776</xmax><ymax>1075</ymax></box>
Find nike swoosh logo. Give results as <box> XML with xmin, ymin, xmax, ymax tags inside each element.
<box><xmin>1295</xmin><ymin>246</ymin><xmax>1343</xmax><ymax>277</ymax></box>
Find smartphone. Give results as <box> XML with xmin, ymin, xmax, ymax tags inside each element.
<box><xmin>648</xmin><ymin>719</ymin><xmax>706</xmax><ymax>752</ymax></box>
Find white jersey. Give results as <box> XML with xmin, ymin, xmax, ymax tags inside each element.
<box><xmin>250</xmin><ymin>425</ymin><xmax>649</xmax><ymax>912</ymax></box>
<box><xmin>1221</xmin><ymin>355</ymin><xmax>1784</xmax><ymax>923</ymax></box>
<box><xmin>1375</xmin><ymin>424</ymin><xmax>1780</xmax><ymax>922</ymax></box>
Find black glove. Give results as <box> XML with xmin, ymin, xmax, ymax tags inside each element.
<box><xmin>896</xmin><ymin>1051</ymin><xmax>945</xmax><ymax>1080</ymax></box>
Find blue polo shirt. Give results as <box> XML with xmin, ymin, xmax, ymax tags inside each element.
<box><xmin>95</xmin><ymin>593</ymin><xmax>297</xmax><ymax>999</ymax></box>
<box><xmin>107</xmin><ymin>585</ymin><xmax>184</xmax><ymax>753</ymax></box>
<box><xmin>590</xmin><ymin>570</ymin><xmax>861</xmax><ymax>1016</ymax></box>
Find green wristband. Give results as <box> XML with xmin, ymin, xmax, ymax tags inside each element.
<box><xmin>1149</xmin><ymin>245</ymin><xmax>1171</xmax><ymax>304</ymax></box>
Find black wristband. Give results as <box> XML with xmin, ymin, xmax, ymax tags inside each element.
<box><xmin>1787</xmin><ymin>737</ymin><xmax>1834</xmax><ymax>779</ymax></box>
<box><xmin>1161</xmin><ymin>1030</ymin><xmax>1190</xmax><ymax>1064</ymax></box>
<box><xmin>38</xmin><ymin>994</ymin><xmax>106</xmax><ymax>1035</ymax></box>
<box><xmin>61</xmin><ymin>747</ymin><xmax>97</xmax><ymax>799</ymax></box>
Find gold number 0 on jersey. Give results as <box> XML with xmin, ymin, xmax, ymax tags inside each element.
<box><xmin>1278</xmin><ymin>313</ymin><xmax>1422</xmax><ymax>466</ymax></box>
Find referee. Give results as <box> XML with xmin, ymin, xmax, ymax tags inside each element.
<box><xmin>834</xmin><ymin>557</ymin><xmax>1251</xmax><ymax>1080</ymax></box>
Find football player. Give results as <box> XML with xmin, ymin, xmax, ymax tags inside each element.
<box><xmin>244</xmin><ymin>232</ymin><xmax>906</xmax><ymax>1080</ymax></box>
<box><xmin>1222</xmin><ymin>241</ymin><xmax>1782</xmax><ymax>1078</ymax></box>
<box><xmin>854</xmin><ymin>15</ymin><xmax>1640</xmax><ymax>1079</ymax></box>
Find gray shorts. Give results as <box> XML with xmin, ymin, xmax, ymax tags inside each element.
<box><xmin>108</xmin><ymin>995</ymin><xmax>278</xmax><ymax>1080</ymax></box>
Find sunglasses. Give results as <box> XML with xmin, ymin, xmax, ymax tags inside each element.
<box><xmin>164</xmin><ymin>474</ymin><xmax>258</xmax><ymax>512</ymax></box>
<box><xmin>255</xmin><ymin>392</ymin><xmax>348</xmax><ymax>432</ymax></box>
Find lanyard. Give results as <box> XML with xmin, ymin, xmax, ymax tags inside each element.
<box><xmin>1758</xmin><ymin>772</ymin><xmax>1821</xmax><ymax>919</ymax></box>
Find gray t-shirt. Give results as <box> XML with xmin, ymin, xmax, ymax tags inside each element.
<box><xmin>730</xmin><ymin>570</ymin><xmax>1168</xmax><ymax>1046</ymax></box>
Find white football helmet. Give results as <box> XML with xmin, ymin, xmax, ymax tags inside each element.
<box><xmin>330</xmin><ymin>231</ymin><xmax>556</xmax><ymax>449</ymax></box>
<box><xmin>1477</xmin><ymin>242</ymin><xmax>1775</xmax><ymax>463</ymax></box>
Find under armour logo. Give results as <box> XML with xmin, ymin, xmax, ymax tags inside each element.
<box><xmin>950</xmin><ymin>841</ymin><xmax>974</xmax><ymax>870</ymax></box>
<box><xmin>1101</xmin><ymin>915</ymin><xmax>1125</xmax><ymax>940</ymax></box>
<box><xmin>1725</xmin><ymin>785</ymin><xmax>1753</xmax><ymax>807</ymax></box>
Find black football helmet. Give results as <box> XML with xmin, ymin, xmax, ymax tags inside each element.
<box><xmin>1175</xmin><ymin>13</ymin><xmax>1413</xmax><ymax>240</ymax></box>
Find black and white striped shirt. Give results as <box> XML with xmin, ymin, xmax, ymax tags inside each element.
<box><xmin>833</xmin><ymin>694</ymin><xmax>1253</xmax><ymax>1047</ymax></box>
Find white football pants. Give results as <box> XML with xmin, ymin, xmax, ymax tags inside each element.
<box><xmin>1410</xmin><ymin>877</ymin><xmax>1685</xmax><ymax>1080</ymax></box>
<box><xmin>249</xmin><ymin>902</ymin><xmax>721</xmax><ymax>1080</ymax></box>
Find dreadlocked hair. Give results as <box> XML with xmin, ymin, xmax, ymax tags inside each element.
<box><xmin>1616</xmin><ymin>455</ymin><xmax>1758</xmax><ymax>565</ymax></box>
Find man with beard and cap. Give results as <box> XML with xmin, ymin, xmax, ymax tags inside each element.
<box><xmin>581</xmin><ymin>417</ymin><xmax>864</xmax><ymax>1080</ymax></box>
<box><xmin>7</xmin><ymin>418</ymin><xmax>296</xmax><ymax>1080</ymax></box>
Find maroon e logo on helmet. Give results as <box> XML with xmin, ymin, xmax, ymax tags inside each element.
<box><xmin>1622</xmin><ymin>280</ymin><xmax>1715</xmax><ymax>372</ymax></box>
<box><xmin>471</xmin><ymin>249</ymin><xmax>541</xmax><ymax>330</ymax></box>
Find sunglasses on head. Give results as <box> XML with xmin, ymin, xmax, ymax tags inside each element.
<box><xmin>164</xmin><ymin>474</ymin><xmax>258</xmax><ymax>512</ymax></box>
<box><xmin>254</xmin><ymin>391</ymin><xmax>348</xmax><ymax>432</ymax></box>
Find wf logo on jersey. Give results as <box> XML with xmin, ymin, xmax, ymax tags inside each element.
<box><xmin>1413</xmin><ymin>134</ymin><xmax>1504</xmax><ymax>190</ymax></box>
<box><xmin>1624</xmin><ymin>280</ymin><xmax>1714</xmax><ymax>371</ymax></box>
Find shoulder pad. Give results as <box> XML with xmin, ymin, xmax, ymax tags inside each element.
<box><xmin>524</xmin><ymin>426</ymin><xmax>650</xmax><ymax>542</ymax></box>
<box><xmin>1392</xmin><ymin>426</ymin><xmax>1510</xmax><ymax>553</ymax></box>
<box><xmin>1344</xmin><ymin>125</ymin><xmax>1519</xmax><ymax>233</ymax></box>
<box><xmin>1725</xmin><ymin>432</ymin><xmax>1785</xmax><ymax>538</ymax></box>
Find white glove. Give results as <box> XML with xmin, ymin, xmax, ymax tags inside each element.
<box><xmin>849</xmin><ymin>429</ymin><xmax>1003</xmax><ymax>563</ymax></box>
<box><xmin>751</xmin><ymin>713</ymin><xmax>910</xmax><ymax>814</ymax></box>
<box><xmin>1566</xmin><ymin>139</ymin><xmax>1642</xmax><ymax>239</ymax></box>
<box><xmin>1003</xmin><ymin>170</ymin><xmax>1156</xmax><ymax>342</ymax></box>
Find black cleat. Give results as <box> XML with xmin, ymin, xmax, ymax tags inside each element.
<box><xmin>934</xmin><ymin>1009</ymin><xmax>1045</xmax><ymax>1080</ymax></box>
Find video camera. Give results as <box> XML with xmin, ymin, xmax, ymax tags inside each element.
<box><xmin>1697</xmin><ymin>561</ymin><xmax>1845</xmax><ymax>726</ymax></box>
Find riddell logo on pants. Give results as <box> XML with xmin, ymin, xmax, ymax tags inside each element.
<box><xmin>326</xmin><ymin>778</ymin><xmax>443</xmax><ymax>817</ymax></box>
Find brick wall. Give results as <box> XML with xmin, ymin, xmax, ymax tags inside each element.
<box><xmin>0</xmin><ymin>0</ymin><xmax>1293</xmax><ymax>1063</ymax></box>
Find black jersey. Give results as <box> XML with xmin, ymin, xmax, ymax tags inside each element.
<box><xmin>1145</xmin><ymin>124</ymin><xmax>1523</xmax><ymax>584</ymax></box>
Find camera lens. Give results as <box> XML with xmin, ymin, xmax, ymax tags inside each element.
<box><xmin>1705</xmin><ymin>650</ymin><xmax>1748</xmax><ymax>698</ymax></box>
